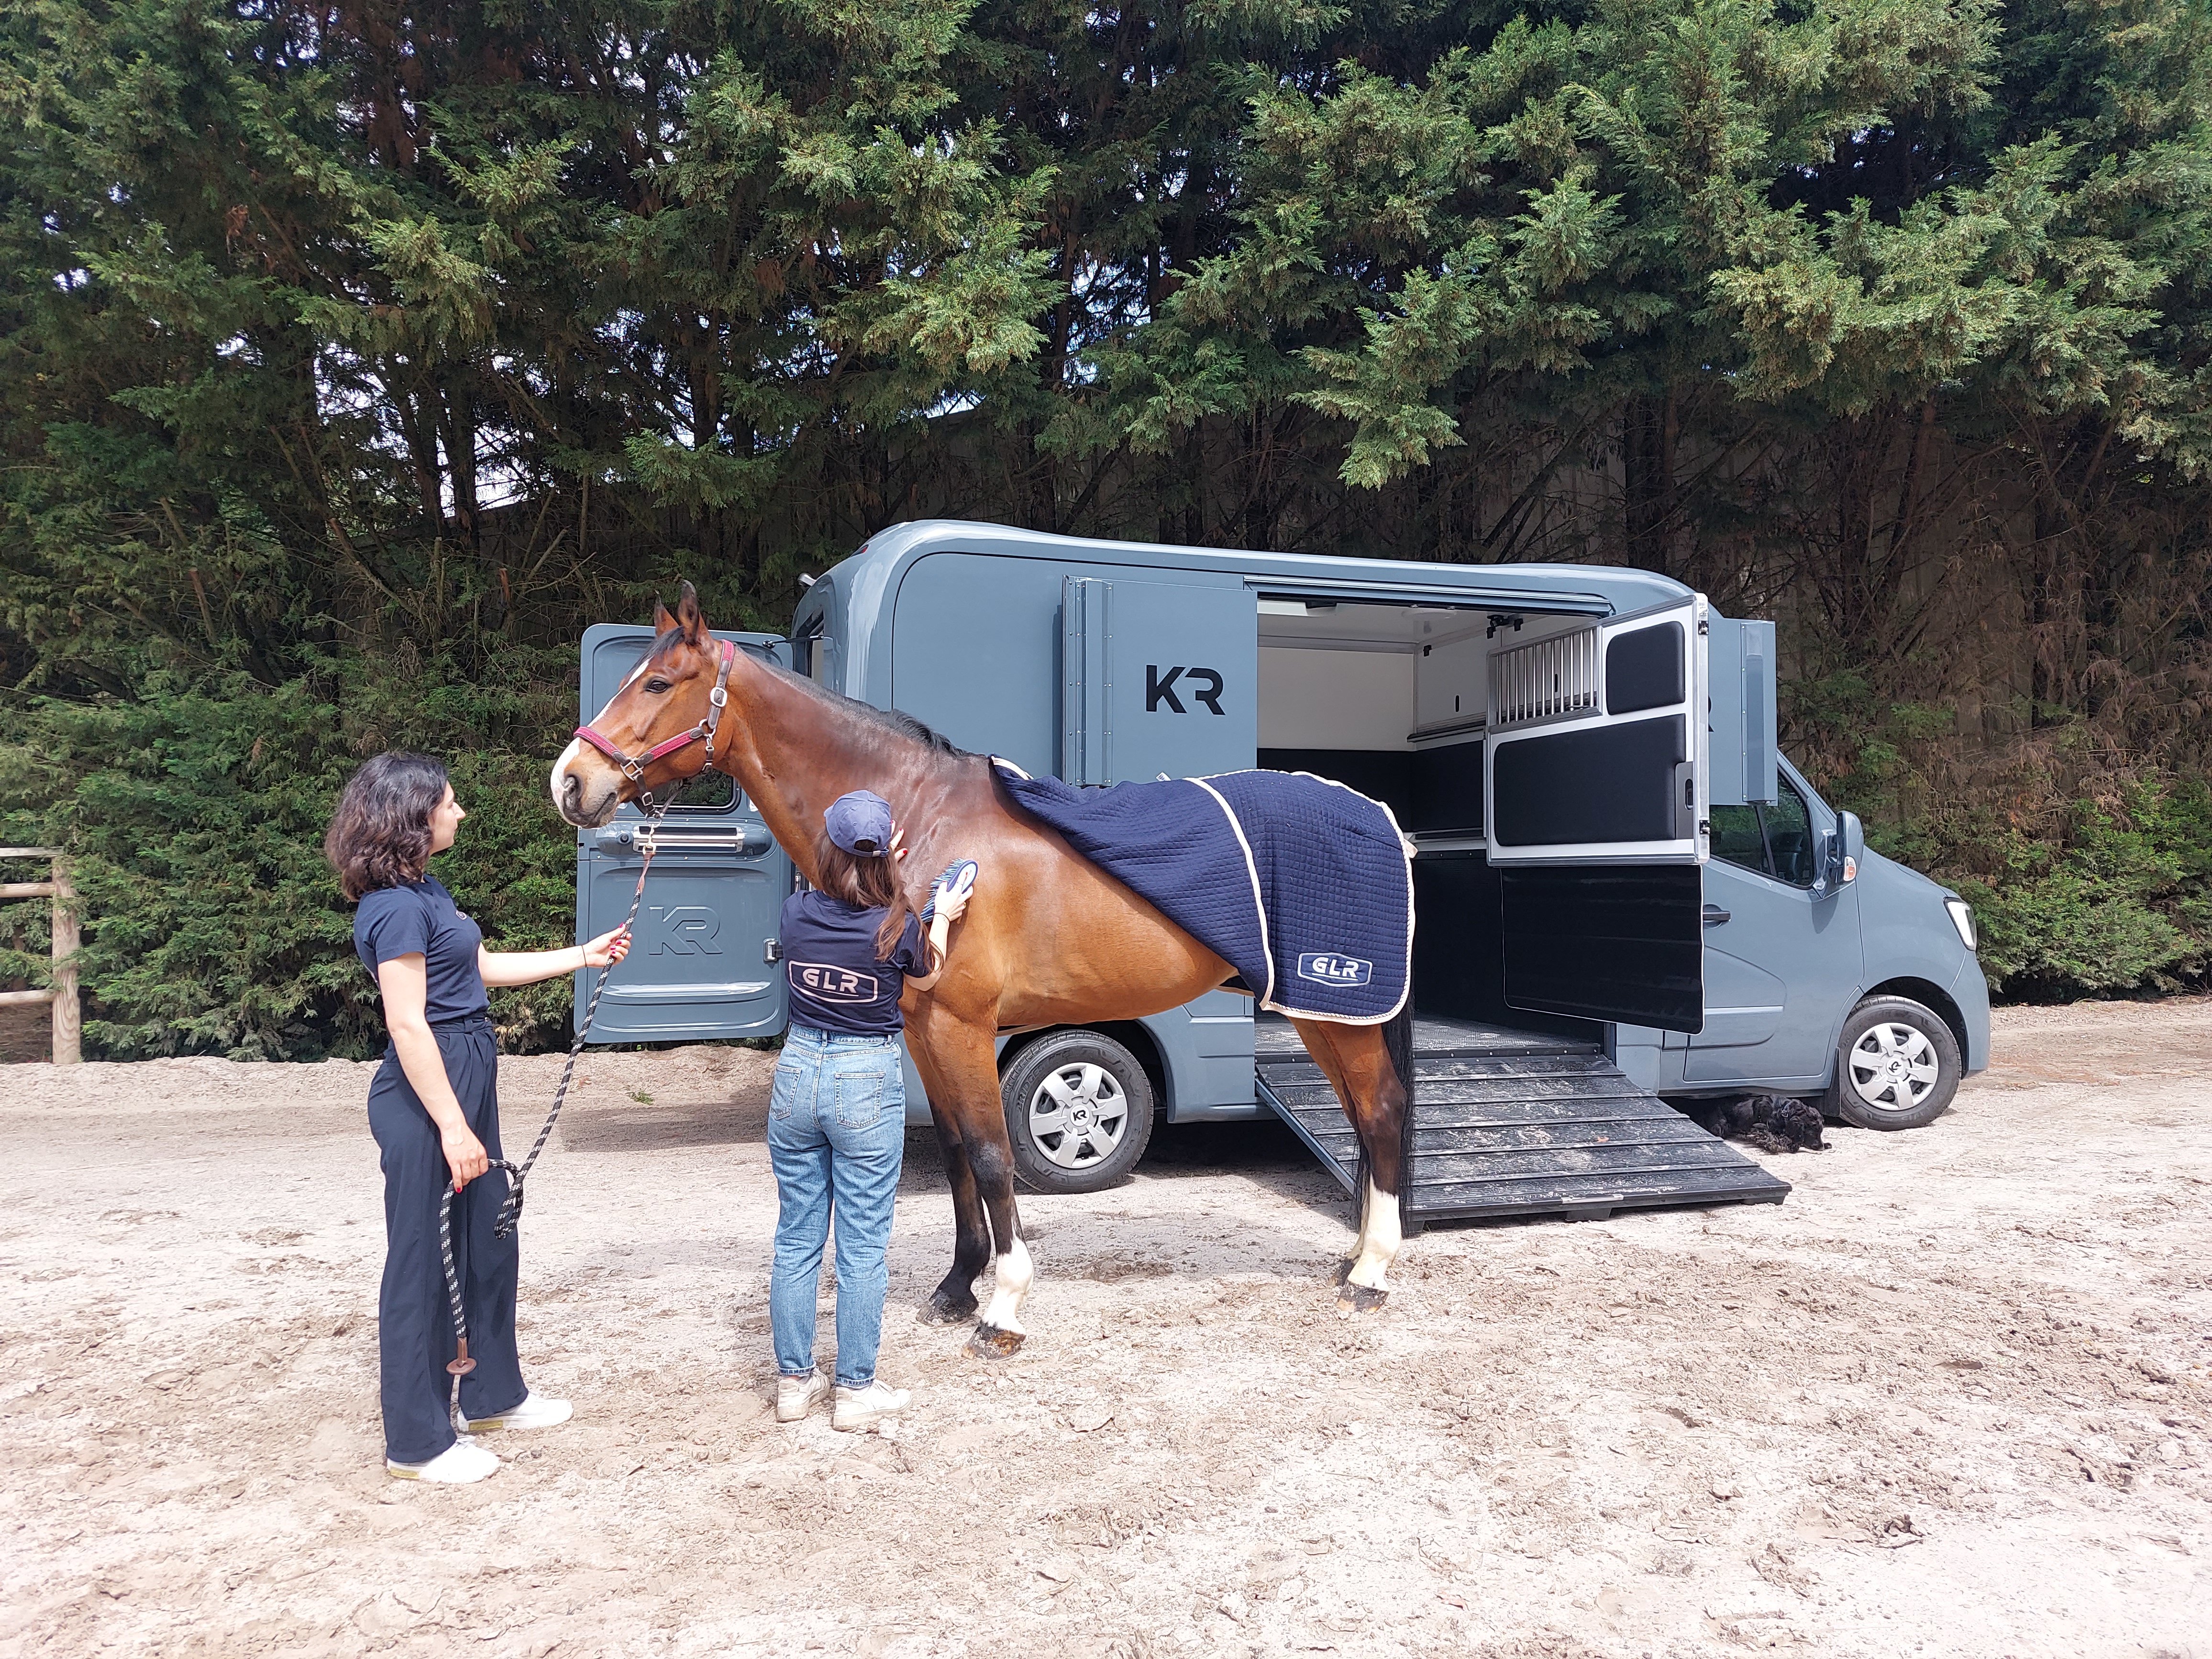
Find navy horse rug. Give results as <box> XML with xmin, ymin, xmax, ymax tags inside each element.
<box><xmin>991</xmin><ymin>762</ymin><xmax>1413</xmax><ymax>1023</ymax></box>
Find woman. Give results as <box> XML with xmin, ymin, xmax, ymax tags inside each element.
<box><xmin>325</xmin><ymin>752</ymin><xmax>632</xmax><ymax>1483</ymax></box>
<box><xmin>771</xmin><ymin>788</ymin><xmax>970</xmax><ymax>1432</ymax></box>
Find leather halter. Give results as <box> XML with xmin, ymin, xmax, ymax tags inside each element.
<box><xmin>573</xmin><ymin>637</ymin><xmax>737</xmax><ymax>812</ymax></box>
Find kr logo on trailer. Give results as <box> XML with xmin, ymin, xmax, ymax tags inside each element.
<box><xmin>1145</xmin><ymin>665</ymin><xmax>1226</xmax><ymax>715</ymax></box>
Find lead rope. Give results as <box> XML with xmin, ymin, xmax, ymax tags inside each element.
<box><xmin>441</xmin><ymin>804</ymin><xmax>670</xmax><ymax>1379</ymax></box>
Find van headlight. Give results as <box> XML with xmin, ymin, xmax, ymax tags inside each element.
<box><xmin>1945</xmin><ymin>897</ymin><xmax>1977</xmax><ymax>952</ymax></box>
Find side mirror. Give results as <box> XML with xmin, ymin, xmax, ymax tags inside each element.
<box><xmin>1816</xmin><ymin>810</ymin><xmax>1864</xmax><ymax>896</ymax></box>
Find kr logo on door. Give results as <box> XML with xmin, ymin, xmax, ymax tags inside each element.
<box><xmin>1146</xmin><ymin>665</ymin><xmax>1226</xmax><ymax>715</ymax></box>
<box><xmin>649</xmin><ymin>906</ymin><xmax>723</xmax><ymax>954</ymax></box>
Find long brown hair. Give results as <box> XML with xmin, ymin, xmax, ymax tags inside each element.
<box><xmin>325</xmin><ymin>752</ymin><xmax>449</xmax><ymax>901</ymax></box>
<box><xmin>811</xmin><ymin>831</ymin><xmax>915</xmax><ymax>958</ymax></box>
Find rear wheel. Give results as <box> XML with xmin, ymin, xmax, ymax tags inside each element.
<box><xmin>1001</xmin><ymin>1029</ymin><xmax>1155</xmax><ymax>1194</ymax></box>
<box><xmin>1825</xmin><ymin>995</ymin><xmax>1961</xmax><ymax>1130</ymax></box>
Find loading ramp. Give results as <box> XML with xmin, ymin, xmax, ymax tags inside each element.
<box><xmin>1255</xmin><ymin>1014</ymin><xmax>1790</xmax><ymax>1226</ymax></box>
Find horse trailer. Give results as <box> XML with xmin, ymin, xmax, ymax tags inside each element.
<box><xmin>572</xmin><ymin>520</ymin><xmax>1989</xmax><ymax>1222</ymax></box>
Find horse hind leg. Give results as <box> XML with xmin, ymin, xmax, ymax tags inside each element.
<box><xmin>1294</xmin><ymin>1010</ymin><xmax>1413</xmax><ymax>1312</ymax></box>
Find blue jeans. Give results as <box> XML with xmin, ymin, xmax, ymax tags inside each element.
<box><xmin>768</xmin><ymin>1026</ymin><xmax>907</xmax><ymax>1388</ymax></box>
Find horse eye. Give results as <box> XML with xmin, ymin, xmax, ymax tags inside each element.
<box><xmin>644</xmin><ymin>678</ymin><xmax>672</xmax><ymax>695</ymax></box>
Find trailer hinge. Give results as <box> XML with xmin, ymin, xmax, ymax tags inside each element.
<box><xmin>1697</xmin><ymin>618</ymin><xmax>1710</xmax><ymax>635</ymax></box>
<box><xmin>763</xmin><ymin>940</ymin><xmax>783</xmax><ymax>963</ymax></box>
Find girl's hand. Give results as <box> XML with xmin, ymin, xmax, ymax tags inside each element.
<box><xmin>581</xmin><ymin>926</ymin><xmax>632</xmax><ymax>969</ymax></box>
<box><xmin>443</xmin><ymin>1125</ymin><xmax>490</xmax><ymax>1190</ymax></box>
<box><xmin>936</xmin><ymin>886</ymin><xmax>970</xmax><ymax>924</ymax></box>
<box><xmin>889</xmin><ymin>825</ymin><xmax>910</xmax><ymax>862</ymax></box>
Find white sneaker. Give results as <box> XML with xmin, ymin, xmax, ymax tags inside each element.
<box><xmin>456</xmin><ymin>1391</ymin><xmax>572</xmax><ymax>1433</ymax></box>
<box><xmin>833</xmin><ymin>1381</ymin><xmax>909</xmax><ymax>1433</ymax></box>
<box><xmin>387</xmin><ymin>1438</ymin><xmax>500</xmax><ymax>1483</ymax></box>
<box><xmin>777</xmin><ymin>1370</ymin><xmax>832</xmax><ymax>1423</ymax></box>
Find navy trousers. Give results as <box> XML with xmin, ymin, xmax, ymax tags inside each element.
<box><xmin>366</xmin><ymin>1015</ymin><xmax>526</xmax><ymax>1463</ymax></box>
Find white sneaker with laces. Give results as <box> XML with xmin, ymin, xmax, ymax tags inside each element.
<box><xmin>387</xmin><ymin>1438</ymin><xmax>500</xmax><ymax>1483</ymax></box>
<box><xmin>777</xmin><ymin>1370</ymin><xmax>832</xmax><ymax>1423</ymax></box>
<box><xmin>455</xmin><ymin>1391</ymin><xmax>572</xmax><ymax>1433</ymax></box>
<box><xmin>833</xmin><ymin>1381</ymin><xmax>909</xmax><ymax>1433</ymax></box>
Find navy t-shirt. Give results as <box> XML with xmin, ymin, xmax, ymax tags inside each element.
<box><xmin>780</xmin><ymin>890</ymin><xmax>928</xmax><ymax>1037</ymax></box>
<box><xmin>354</xmin><ymin>876</ymin><xmax>488</xmax><ymax>1025</ymax></box>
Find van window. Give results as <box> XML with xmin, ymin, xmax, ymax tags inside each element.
<box><xmin>1708</xmin><ymin>782</ymin><xmax>1818</xmax><ymax>886</ymax></box>
<box><xmin>1765</xmin><ymin>781</ymin><xmax>1817</xmax><ymax>885</ymax></box>
<box><xmin>1710</xmin><ymin>806</ymin><xmax>1766</xmax><ymax>872</ymax></box>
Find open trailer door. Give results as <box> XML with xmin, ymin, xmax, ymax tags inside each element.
<box><xmin>572</xmin><ymin>624</ymin><xmax>794</xmax><ymax>1042</ymax></box>
<box><xmin>1484</xmin><ymin>597</ymin><xmax>1710</xmax><ymax>1032</ymax></box>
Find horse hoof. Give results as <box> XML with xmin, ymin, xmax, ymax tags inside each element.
<box><xmin>965</xmin><ymin>1323</ymin><xmax>1025</xmax><ymax>1360</ymax></box>
<box><xmin>1336</xmin><ymin>1283</ymin><xmax>1388</xmax><ymax>1315</ymax></box>
<box><xmin>919</xmin><ymin>1292</ymin><xmax>978</xmax><ymax>1327</ymax></box>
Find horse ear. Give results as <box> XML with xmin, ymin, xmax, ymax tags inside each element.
<box><xmin>652</xmin><ymin>598</ymin><xmax>677</xmax><ymax>636</ymax></box>
<box><xmin>677</xmin><ymin>580</ymin><xmax>707</xmax><ymax>642</ymax></box>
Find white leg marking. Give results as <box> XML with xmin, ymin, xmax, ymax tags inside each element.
<box><xmin>1344</xmin><ymin>1174</ymin><xmax>1402</xmax><ymax>1292</ymax></box>
<box><xmin>981</xmin><ymin>1236</ymin><xmax>1034</xmax><ymax>1335</ymax></box>
<box><xmin>548</xmin><ymin>737</ymin><xmax>584</xmax><ymax>812</ymax></box>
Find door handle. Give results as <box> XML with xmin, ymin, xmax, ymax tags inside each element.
<box><xmin>592</xmin><ymin>824</ymin><xmax>772</xmax><ymax>855</ymax></box>
<box><xmin>1702</xmin><ymin>904</ymin><xmax>1731</xmax><ymax>926</ymax></box>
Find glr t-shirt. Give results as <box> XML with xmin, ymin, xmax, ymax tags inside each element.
<box><xmin>779</xmin><ymin>890</ymin><xmax>927</xmax><ymax>1037</ymax></box>
<box><xmin>354</xmin><ymin>876</ymin><xmax>488</xmax><ymax>1024</ymax></box>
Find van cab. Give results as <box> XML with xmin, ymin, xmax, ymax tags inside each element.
<box><xmin>573</xmin><ymin>520</ymin><xmax>1989</xmax><ymax>1194</ymax></box>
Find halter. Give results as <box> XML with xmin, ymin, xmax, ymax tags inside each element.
<box><xmin>573</xmin><ymin>637</ymin><xmax>737</xmax><ymax>812</ymax></box>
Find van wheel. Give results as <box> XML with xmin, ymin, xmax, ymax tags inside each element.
<box><xmin>1001</xmin><ymin>1029</ymin><xmax>1156</xmax><ymax>1194</ymax></box>
<box><xmin>1825</xmin><ymin>996</ymin><xmax>1961</xmax><ymax>1130</ymax></box>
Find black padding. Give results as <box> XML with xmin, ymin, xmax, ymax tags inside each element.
<box><xmin>1606</xmin><ymin>621</ymin><xmax>1684</xmax><ymax>714</ymax></box>
<box><xmin>1258</xmin><ymin>745</ymin><xmax>1485</xmax><ymax>833</ymax></box>
<box><xmin>1410</xmin><ymin>852</ymin><xmax>1601</xmax><ymax>1041</ymax></box>
<box><xmin>1412</xmin><ymin>740</ymin><xmax>1483</xmax><ymax>833</ymax></box>
<box><xmin>1492</xmin><ymin>716</ymin><xmax>1684</xmax><ymax>846</ymax></box>
<box><xmin>1501</xmin><ymin>865</ymin><xmax>1704</xmax><ymax>1032</ymax></box>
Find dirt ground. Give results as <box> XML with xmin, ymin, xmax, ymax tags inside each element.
<box><xmin>0</xmin><ymin>1001</ymin><xmax>2206</xmax><ymax>1659</ymax></box>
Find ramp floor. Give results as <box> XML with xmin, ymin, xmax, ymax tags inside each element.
<box><xmin>1254</xmin><ymin>1014</ymin><xmax>1790</xmax><ymax>1225</ymax></box>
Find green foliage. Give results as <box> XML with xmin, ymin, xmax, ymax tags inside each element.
<box><xmin>4</xmin><ymin>0</ymin><xmax>2211</xmax><ymax>1050</ymax></box>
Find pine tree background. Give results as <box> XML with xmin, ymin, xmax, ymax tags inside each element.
<box><xmin>2</xmin><ymin>0</ymin><xmax>2207</xmax><ymax>1057</ymax></box>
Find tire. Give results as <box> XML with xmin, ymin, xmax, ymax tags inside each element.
<box><xmin>1001</xmin><ymin>1029</ymin><xmax>1156</xmax><ymax>1194</ymax></box>
<box><xmin>1825</xmin><ymin>995</ymin><xmax>1962</xmax><ymax>1130</ymax></box>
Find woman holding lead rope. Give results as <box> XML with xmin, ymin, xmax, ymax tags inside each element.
<box><xmin>326</xmin><ymin>752</ymin><xmax>632</xmax><ymax>1484</ymax></box>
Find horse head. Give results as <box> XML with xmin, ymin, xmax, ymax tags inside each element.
<box><xmin>550</xmin><ymin>581</ymin><xmax>730</xmax><ymax>828</ymax></box>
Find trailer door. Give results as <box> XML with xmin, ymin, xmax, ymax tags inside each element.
<box><xmin>1060</xmin><ymin>575</ymin><xmax>1257</xmax><ymax>784</ymax></box>
<box><xmin>1485</xmin><ymin>597</ymin><xmax>1710</xmax><ymax>1032</ymax></box>
<box><xmin>572</xmin><ymin>624</ymin><xmax>794</xmax><ymax>1042</ymax></box>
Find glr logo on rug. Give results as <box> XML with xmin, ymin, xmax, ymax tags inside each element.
<box><xmin>1296</xmin><ymin>952</ymin><xmax>1373</xmax><ymax>987</ymax></box>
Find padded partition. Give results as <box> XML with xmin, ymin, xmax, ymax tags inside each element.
<box><xmin>1261</xmin><ymin>744</ymin><xmax>1484</xmax><ymax>834</ymax></box>
<box><xmin>1605</xmin><ymin>619</ymin><xmax>1685</xmax><ymax>714</ymax></box>
<box><xmin>1491</xmin><ymin>715</ymin><xmax>1682</xmax><ymax>846</ymax></box>
<box><xmin>1500</xmin><ymin>865</ymin><xmax>1703</xmax><ymax>1032</ymax></box>
<box><xmin>1410</xmin><ymin>852</ymin><xmax>1601</xmax><ymax>1040</ymax></box>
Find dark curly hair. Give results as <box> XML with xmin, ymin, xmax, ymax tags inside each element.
<box><xmin>325</xmin><ymin>752</ymin><xmax>450</xmax><ymax>902</ymax></box>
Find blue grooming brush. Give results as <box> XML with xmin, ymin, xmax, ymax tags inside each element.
<box><xmin>920</xmin><ymin>859</ymin><xmax>978</xmax><ymax>923</ymax></box>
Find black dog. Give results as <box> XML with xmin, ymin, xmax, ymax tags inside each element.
<box><xmin>1680</xmin><ymin>1094</ymin><xmax>1828</xmax><ymax>1153</ymax></box>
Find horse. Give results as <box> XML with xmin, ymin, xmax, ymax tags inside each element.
<box><xmin>551</xmin><ymin>583</ymin><xmax>1415</xmax><ymax>1356</ymax></box>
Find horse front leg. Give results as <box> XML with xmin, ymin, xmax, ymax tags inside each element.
<box><xmin>908</xmin><ymin>1040</ymin><xmax>991</xmax><ymax>1326</ymax></box>
<box><xmin>911</xmin><ymin>1011</ymin><xmax>1032</xmax><ymax>1358</ymax></box>
<box><xmin>1293</xmin><ymin>1014</ymin><xmax>1412</xmax><ymax>1312</ymax></box>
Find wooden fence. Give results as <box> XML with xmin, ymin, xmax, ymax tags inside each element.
<box><xmin>0</xmin><ymin>848</ymin><xmax>80</xmax><ymax>1065</ymax></box>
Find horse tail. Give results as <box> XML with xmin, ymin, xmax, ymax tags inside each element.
<box><xmin>1383</xmin><ymin>988</ymin><xmax>1416</xmax><ymax>1222</ymax></box>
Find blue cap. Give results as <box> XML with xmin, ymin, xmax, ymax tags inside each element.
<box><xmin>824</xmin><ymin>789</ymin><xmax>894</xmax><ymax>857</ymax></box>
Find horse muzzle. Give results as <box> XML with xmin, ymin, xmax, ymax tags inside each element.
<box><xmin>551</xmin><ymin>744</ymin><xmax>623</xmax><ymax>828</ymax></box>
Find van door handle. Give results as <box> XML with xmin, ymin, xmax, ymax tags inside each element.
<box><xmin>1702</xmin><ymin>904</ymin><xmax>1731</xmax><ymax>926</ymax></box>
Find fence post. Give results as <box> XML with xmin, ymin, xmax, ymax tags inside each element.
<box><xmin>50</xmin><ymin>855</ymin><xmax>79</xmax><ymax>1066</ymax></box>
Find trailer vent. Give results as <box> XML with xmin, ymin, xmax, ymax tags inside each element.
<box><xmin>1488</xmin><ymin>625</ymin><xmax>1599</xmax><ymax>731</ymax></box>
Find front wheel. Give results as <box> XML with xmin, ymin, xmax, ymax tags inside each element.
<box><xmin>1825</xmin><ymin>995</ymin><xmax>1962</xmax><ymax>1130</ymax></box>
<box><xmin>1001</xmin><ymin>1029</ymin><xmax>1156</xmax><ymax>1194</ymax></box>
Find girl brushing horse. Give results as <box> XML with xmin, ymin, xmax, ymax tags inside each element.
<box><xmin>552</xmin><ymin>586</ymin><xmax>1415</xmax><ymax>1357</ymax></box>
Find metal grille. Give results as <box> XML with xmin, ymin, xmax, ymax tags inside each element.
<box><xmin>1488</xmin><ymin>626</ymin><xmax>1599</xmax><ymax>730</ymax></box>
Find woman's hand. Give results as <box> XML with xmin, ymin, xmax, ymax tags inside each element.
<box><xmin>442</xmin><ymin>1123</ymin><xmax>490</xmax><ymax>1190</ymax></box>
<box><xmin>936</xmin><ymin>885</ymin><xmax>970</xmax><ymax>925</ymax></box>
<box><xmin>581</xmin><ymin>926</ymin><xmax>632</xmax><ymax>969</ymax></box>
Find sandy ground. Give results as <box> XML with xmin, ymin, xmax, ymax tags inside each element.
<box><xmin>0</xmin><ymin>1001</ymin><xmax>2207</xmax><ymax>1659</ymax></box>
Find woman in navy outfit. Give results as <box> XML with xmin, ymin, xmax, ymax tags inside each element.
<box><xmin>325</xmin><ymin>752</ymin><xmax>632</xmax><ymax>1483</ymax></box>
<box><xmin>770</xmin><ymin>789</ymin><xmax>971</xmax><ymax>1431</ymax></box>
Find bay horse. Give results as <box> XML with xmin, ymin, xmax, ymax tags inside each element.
<box><xmin>551</xmin><ymin>584</ymin><xmax>1414</xmax><ymax>1356</ymax></box>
